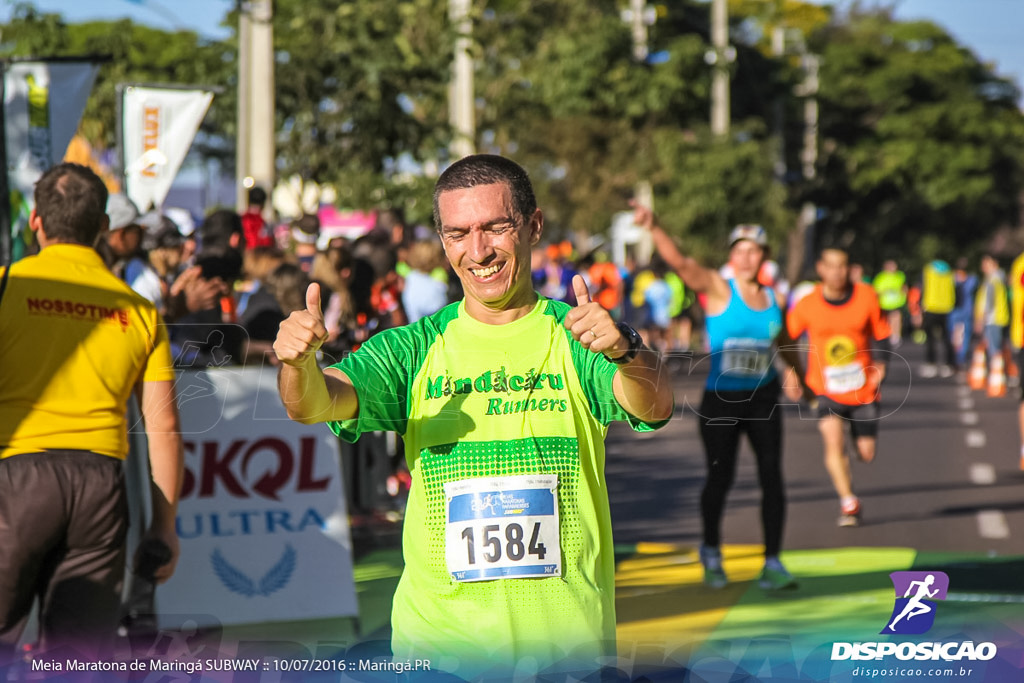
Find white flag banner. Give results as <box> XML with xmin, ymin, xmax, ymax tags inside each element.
<box><xmin>122</xmin><ymin>85</ymin><xmax>213</xmax><ymax>212</ymax></box>
<box><xmin>4</xmin><ymin>61</ymin><xmax>99</xmax><ymax>199</ymax></box>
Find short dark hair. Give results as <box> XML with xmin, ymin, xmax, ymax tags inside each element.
<box><xmin>34</xmin><ymin>163</ymin><xmax>109</xmax><ymax>245</ymax></box>
<box><xmin>817</xmin><ymin>244</ymin><xmax>849</xmax><ymax>261</ymax></box>
<box><xmin>432</xmin><ymin>154</ymin><xmax>537</xmax><ymax>230</ymax></box>
<box><xmin>200</xmin><ymin>209</ymin><xmax>245</xmax><ymax>253</ymax></box>
<box><xmin>248</xmin><ymin>186</ymin><xmax>267</xmax><ymax>207</ymax></box>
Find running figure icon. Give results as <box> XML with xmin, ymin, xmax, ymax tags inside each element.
<box><xmin>471</xmin><ymin>494</ymin><xmax>498</xmax><ymax>517</ymax></box>
<box><xmin>888</xmin><ymin>574</ymin><xmax>939</xmax><ymax>631</ymax></box>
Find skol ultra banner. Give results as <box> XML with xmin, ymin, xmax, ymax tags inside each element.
<box><xmin>121</xmin><ymin>85</ymin><xmax>213</xmax><ymax>212</ymax></box>
<box><xmin>156</xmin><ymin>367</ymin><xmax>359</xmax><ymax>628</ymax></box>
<box><xmin>4</xmin><ymin>61</ymin><xmax>99</xmax><ymax>256</ymax></box>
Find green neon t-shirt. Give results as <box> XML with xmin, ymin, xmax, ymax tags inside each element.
<box><xmin>328</xmin><ymin>296</ymin><xmax>666</xmax><ymax>673</ymax></box>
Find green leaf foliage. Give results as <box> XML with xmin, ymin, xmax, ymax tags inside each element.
<box><xmin>1</xmin><ymin>2</ymin><xmax>233</xmax><ymax>153</ymax></box>
<box><xmin>810</xmin><ymin>9</ymin><xmax>1024</xmax><ymax>270</ymax></box>
<box><xmin>3</xmin><ymin>0</ymin><xmax>1021</xmax><ymax>272</ymax></box>
<box><xmin>269</xmin><ymin>0</ymin><xmax>451</xmax><ymax>218</ymax></box>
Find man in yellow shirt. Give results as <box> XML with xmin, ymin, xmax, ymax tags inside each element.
<box><xmin>917</xmin><ymin>259</ymin><xmax>957</xmax><ymax>377</ymax></box>
<box><xmin>0</xmin><ymin>164</ymin><xmax>183</xmax><ymax>662</ymax></box>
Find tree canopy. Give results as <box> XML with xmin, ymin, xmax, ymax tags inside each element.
<box><xmin>810</xmin><ymin>8</ymin><xmax>1024</xmax><ymax>270</ymax></box>
<box><xmin>2</xmin><ymin>0</ymin><xmax>1022</xmax><ymax>270</ymax></box>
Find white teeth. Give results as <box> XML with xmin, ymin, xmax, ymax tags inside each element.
<box><xmin>472</xmin><ymin>264</ymin><xmax>501</xmax><ymax>277</ymax></box>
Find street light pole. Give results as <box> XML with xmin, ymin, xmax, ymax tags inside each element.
<box><xmin>773</xmin><ymin>27</ymin><xmax>821</xmax><ymax>284</ymax></box>
<box><xmin>248</xmin><ymin>0</ymin><xmax>275</xmax><ymax>199</ymax></box>
<box><xmin>620</xmin><ymin>0</ymin><xmax>657</xmax><ymax>264</ymax></box>
<box><xmin>448</xmin><ymin>0</ymin><xmax>475</xmax><ymax>160</ymax></box>
<box><xmin>236</xmin><ymin>1</ymin><xmax>250</xmax><ymax>211</ymax></box>
<box><xmin>709</xmin><ymin>0</ymin><xmax>733</xmax><ymax>137</ymax></box>
<box><xmin>236</xmin><ymin>0</ymin><xmax>275</xmax><ymax>211</ymax></box>
<box><xmin>793</xmin><ymin>50</ymin><xmax>819</xmax><ymax>282</ymax></box>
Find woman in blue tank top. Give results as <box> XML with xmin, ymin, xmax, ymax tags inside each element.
<box><xmin>635</xmin><ymin>204</ymin><xmax>811</xmax><ymax>591</ymax></box>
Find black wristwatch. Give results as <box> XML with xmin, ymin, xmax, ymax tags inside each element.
<box><xmin>609</xmin><ymin>322</ymin><xmax>644</xmax><ymax>365</ymax></box>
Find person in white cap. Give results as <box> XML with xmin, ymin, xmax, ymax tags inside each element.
<box><xmin>635</xmin><ymin>204</ymin><xmax>811</xmax><ymax>591</ymax></box>
<box><xmin>101</xmin><ymin>193</ymin><xmax>163</xmax><ymax>311</ymax></box>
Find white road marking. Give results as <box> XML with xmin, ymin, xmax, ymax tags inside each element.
<box><xmin>956</xmin><ymin>385</ymin><xmax>972</xmax><ymax>398</ymax></box>
<box><xmin>977</xmin><ymin>511</ymin><xmax>1010</xmax><ymax>539</ymax></box>
<box><xmin>958</xmin><ymin>397</ymin><xmax>975</xmax><ymax>411</ymax></box>
<box><xmin>969</xmin><ymin>463</ymin><xmax>996</xmax><ymax>485</ymax></box>
<box><xmin>961</xmin><ymin>412</ymin><xmax>979</xmax><ymax>426</ymax></box>
<box><xmin>965</xmin><ymin>430</ymin><xmax>987</xmax><ymax>448</ymax></box>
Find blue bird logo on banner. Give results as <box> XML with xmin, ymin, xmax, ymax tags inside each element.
<box><xmin>211</xmin><ymin>545</ymin><xmax>296</xmax><ymax>597</ymax></box>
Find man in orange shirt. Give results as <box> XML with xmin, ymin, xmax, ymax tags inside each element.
<box><xmin>587</xmin><ymin>252</ymin><xmax>622</xmax><ymax>318</ymax></box>
<box><xmin>787</xmin><ymin>247</ymin><xmax>890</xmax><ymax>527</ymax></box>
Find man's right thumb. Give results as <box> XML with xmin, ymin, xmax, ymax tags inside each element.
<box><xmin>306</xmin><ymin>282</ymin><xmax>323</xmax><ymax>319</ymax></box>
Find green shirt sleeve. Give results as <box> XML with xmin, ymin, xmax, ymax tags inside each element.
<box><xmin>548</xmin><ymin>300</ymin><xmax>670</xmax><ymax>432</ymax></box>
<box><xmin>327</xmin><ymin>323</ymin><xmax>427</xmax><ymax>442</ymax></box>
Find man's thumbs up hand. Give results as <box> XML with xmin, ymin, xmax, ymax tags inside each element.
<box><xmin>307</xmin><ymin>282</ymin><xmax>324</xmax><ymax>323</ymax></box>
<box><xmin>274</xmin><ymin>282</ymin><xmax>330</xmax><ymax>366</ymax></box>
<box><xmin>564</xmin><ymin>274</ymin><xmax>629</xmax><ymax>359</ymax></box>
<box><xmin>573</xmin><ymin>273</ymin><xmax>591</xmax><ymax>306</ymax></box>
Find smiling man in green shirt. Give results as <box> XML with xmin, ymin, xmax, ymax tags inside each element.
<box><xmin>273</xmin><ymin>155</ymin><xmax>673</xmax><ymax>677</ymax></box>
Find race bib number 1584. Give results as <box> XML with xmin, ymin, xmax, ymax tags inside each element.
<box><xmin>444</xmin><ymin>474</ymin><xmax>561</xmax><ymax>582</ymax></box>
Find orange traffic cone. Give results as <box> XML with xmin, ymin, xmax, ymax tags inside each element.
<box><xmin>968</xmin><ymin>343</ymin><xmax>987</xmax><ymax>391</ymax></box>
<box><xmin>987</xmin><ymin>354</ymin><xmax>1007</xmax><ymax>397</ymax></box>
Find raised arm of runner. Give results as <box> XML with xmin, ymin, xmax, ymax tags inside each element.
<box><xmin>631</xmin><ymin>200</ymin><xmax>731</xmax><ymax>306</ymax></box>
<box><xmin>274</xmin><ymin>282</ymin><xmax>359</xmax><ymax>424</ymax></box>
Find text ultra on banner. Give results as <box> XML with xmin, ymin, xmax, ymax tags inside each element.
<box><xmin>156</xmin><ymin>367</ymin><xmax>357</xmax><ymax>627</ymax></box>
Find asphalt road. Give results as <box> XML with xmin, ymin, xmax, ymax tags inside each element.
<box><xmin>606</xmin><ymin>341</ymin><xmax>1024</xmax><ymax>558</ymax></box>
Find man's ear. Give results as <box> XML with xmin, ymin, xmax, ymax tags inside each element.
<box><xmin>528</xmin><ymin>208</ymin><xmax>544</xmax><ymax>246</ymax></box>
<box><xmin>29</xmin><ymin>209</ymin><xmax>43</xmax><ymax>235</ymax></box>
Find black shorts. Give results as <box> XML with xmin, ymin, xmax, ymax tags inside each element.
<box><xmin>814</xmin><ymin>396</ymin><xmax>880</xmax><ymax>439</ymax></box>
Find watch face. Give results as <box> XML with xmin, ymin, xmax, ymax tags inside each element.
<box><xmin>613</xmin><ymin>323</ymin><xmax>642</xmax><ymax>364</ymax></box>
<box><xmin>628</xmin><ymin>326</ymin><xmax>642</xmax><ymax>348</ymax></box>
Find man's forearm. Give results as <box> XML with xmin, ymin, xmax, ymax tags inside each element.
<box><xmin>613</xmin><ymin>349</ymin><xmax>674</xmax><ymax>422</ymax></box>
<box><xmin>138</xmin><ymin>380</ymin><xmax>184</xmax><ymax>534</ymax></box>
<box><xmin>278</xmin><ymin>359</ymin><xmax>357</xmax><ymax>424</ymax></box>
<box><xmin>147</xmin><ymin>431</ymin><xmax>183</xmax><ymax>533</ymax></box>
<box><xmin>777</xmin><ymin>344</ymin><xmax>805</xmax><ymax>378</ymax></box>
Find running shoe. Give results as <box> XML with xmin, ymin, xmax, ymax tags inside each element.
<box><xmin>838</xmin><ymin>498</ymin><xmax>862</xmax><ymax>527</ymax></box>
<box><xmin>758</xmin><ymin>564</ymin><xmax>798</xmax><ymax>590</ymax></box>
<box><xmin>699</xmin><ymin>545</ymin><xmax>728</xmax><ymax>589</ymax></box>
<box><xmin>919</xmin><ymin>364</ymin><xmax>938</xmax><ymax>378</ymax></box>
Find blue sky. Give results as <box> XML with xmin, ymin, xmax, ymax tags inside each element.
<box><xmin>2</xmin><ymin>0</ymin><xmax>1022</xmax><ymax>91</ymax></box>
